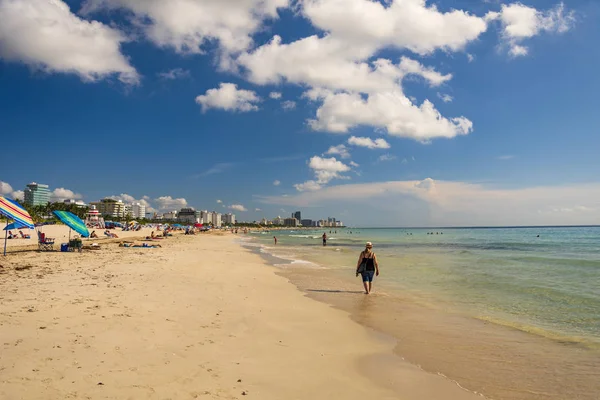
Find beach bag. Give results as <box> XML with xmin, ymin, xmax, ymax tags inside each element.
<box><xmin>357</xmin><ymin>259</ymin><xmax>367</xmax><ymax>273</ymax></box>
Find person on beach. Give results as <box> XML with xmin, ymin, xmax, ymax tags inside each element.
<box><xmin>356</xmin><ymin>242</ymin><xmax>379</xmax><ymax>294</ymax></box>
<box><xmin>274</xmin><ymin>236</ymin><xmax>277</xmax><ymax>245</ymax></box>
<box><xmin>322</xmin><ymin>232</ymin><xmax>327</xmax><ymax>246</ymax></box>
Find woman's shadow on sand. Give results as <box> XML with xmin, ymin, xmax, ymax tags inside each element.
<box><xmin>307</xmin><ymin>289</ymin><xmax>365</xmax><ymax>294</ymax></box>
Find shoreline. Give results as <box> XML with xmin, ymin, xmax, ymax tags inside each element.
<box><xmin>243</xmin><ymin>235</ymin><xmax>600</xmax><ymax>400</ymax></box>
<box><xmin>0</xmin><ymin>232</ymin><xmax>483</xmax><ymax>399</ymax></box>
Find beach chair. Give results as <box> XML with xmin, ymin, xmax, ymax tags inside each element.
<box><xmin>37</xmin><ymin>231</ymin><xmax>55</xmax><ymax>251</ymax></box>
<box><xmin>19</xmin><ymin>231</ymin><xmax>31</xmax><ymax>239</ymax></box>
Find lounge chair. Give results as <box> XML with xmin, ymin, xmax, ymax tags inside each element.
<box><xmin>19</xmin><ymin>230</ymin><xmax>31</xmax><ymax>239</ymax></box>
<box><xmin>37</xmin><ymin>231</ymin><xmax>55</xmax><ymax>251</ymax></box>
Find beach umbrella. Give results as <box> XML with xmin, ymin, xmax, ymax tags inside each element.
<box><xmin>3</xmin><ymin>221</ymin><xmax>29</xmax><ymax>231</ymax></box>
<box><xmin>53</xmin><ymin>211</ymin><xmax>89</xmax><ymax>239</ymax></box>
<box><xmin>0</xmin><ymin>196</ymin><xmax>35</xmax><ymax>256</ymax></box>
<box><xmin>194</xmin><ymin>223</ymin><xmax>203</xmax><ymax>228</ymax></box>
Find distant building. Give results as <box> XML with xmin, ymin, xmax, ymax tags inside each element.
<box><xmin>162</xmin><ymin>211</ymin><xmax>178</xmax><ymax>221</ymax></box>
<box><xmin>145</xmin><ymin>212</ymin><xmax>155</xmax><ymax>219</ymax></box>
<box><xmin>131</xmin><ymin>203</ymin><xmax>146</xmax><ymax>219</ymax></box>
<box><xmin>201</xmin><ymin>210</ymin><xmax>213</xmax><ymax>225</ymax></box>
<box><xmin>89</xmin><ymin>198</ymin><xmax>125</xmax><ymax>218</ymax></box>
<box><xmin>284</xmin><ymin>218</ymin><xmax>299</xmax><ymax>227</ymax></box>
<box><xmin>212</xmin><ymin>212</ymin><xmax>222</xmax><ymax>227</ymax></box>
<box><xmin>178</xmin><ymin>208</ymin><xmax>200</xmax><ymax>224</ymax></box>
<box><xmin>63</xmin><ymin>199</ymin><xmax>86</xmax><ymax>207</ymax></box>
<box><xmin>222</xmin><ymin>213</ymin><xmax>236</xmax><ymax>225</ymax></box>
<box><xmin>301</xmin><ymin>219</ymin><xmax>313</xmax><ymax>227</ymax></box>
<box><xmin>24</xmin><ymin>182</ymin><xmax>50</xmax><ymax>206</ymax></box>
<box><xmin>293</xmin><ymin>211</ymin><xmax>301</xmax><ymax>221</ymax></box>
<box><xmin>272</xmin><ymin>216</ymin><xmax>284</xmax><ymax>226</ymax></box>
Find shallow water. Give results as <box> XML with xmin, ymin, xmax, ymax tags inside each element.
<box><xmin>246</xmin><ymin>226</ymin><xmax>600</xmax><ymax>399</ymax></box>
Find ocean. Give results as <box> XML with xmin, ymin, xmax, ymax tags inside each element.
<box><xmin>244</xmin><ymin>226</ymin><xmax>600</xmax><ymax>400</ymax></box>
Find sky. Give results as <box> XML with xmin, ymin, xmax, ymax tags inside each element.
<box><xmin>1</xmin><ymin>0</ymin><xmax>600</xmax><ymax>227</ymax></box>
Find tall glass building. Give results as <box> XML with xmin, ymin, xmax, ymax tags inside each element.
<box><xmin>24</xmin><ymin>182</ymin><xmax>50</xmax><ymax>206</ymax></box>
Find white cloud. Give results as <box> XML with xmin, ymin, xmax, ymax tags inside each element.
<box><xmin>216</xmin><ymin>199</ymin><xmax>223</xmax><ymax>203</ymax></box>
<box><xmin>437</xmin><ymin>93</ymin><xmax>453</xmax><ymax>103</ymax></box>
<box><xmin>273</xmin><ymin>180</ymin><xmax>281</xmax><ymax>186</ymax></box>
<box><xmin>349</xmin><ymin>161</ymin><xmax>359</xmax><ymax>167</ymax></box>
<box><xmin>467</xmin><ymin>53</ymin><xmax>475</xmax><ymax>62</ymax></box>
<box><xmin>81</xmin><ymin>0</ymin><xmax>289</xmax><ymax>55</ymax></box>
<box><xmin>282</xmin><ymin>100</ymin><xmax>296</xmax><ymax>110</ymax></box>
<box><xmin>11</xmin><ymin>190</ymin><xmax>24</xmax><ymax>201</ymax></box>
<box><xmin>0</xmin><ymin>0</ymin><xmax>138</xmax><ymax>84</ymax></box>
<box><xmin>302</xmin><ymin>0</ymin><xmax>488</xmax><ymax>55</ymax></box>
<box><xmin>308</xmin><ymin>90</ymin><xmax>472</xmax><ymax>141</ymax></box>
<box><xmin>378</xmin><ymin>154</ymin><xmax>397</xmax><ymax>162</ymax></box>
<box><xmin>229</xmin><ymin>204</ymin><xmax>248</xmax><ymax>212</ymax></box>
<box><xmin>195</xmin><ymin>83</ymin><xmax>260</xmax><ymax>112</ymax></box>
<box><xmin>347</xmin><ymin>136</ymin><xmax>390</xmax><ymax>149</ymax></box>
<box><xmin>155</xmin><ymin>196</ymin><xmax>188</xmax><ymax>210</ymax></box>
<box><xmin>295</xmin><ymin>156</ymin><xmax>352</xmax><ymax>191</ymax></box>
<box><xmin>255</xmin><ymin>208</ymin><xmax>261</xmax><ymax>211</ymax></box>
<box><xmin>257</xmin><ymin>179</ymin><xmax>600</xmax><ymax>227</ymax></box>
<box><xmin>157</xmin><ymin>68</ymin><xmax>190</xmax><ymax>80</ymax></box>
<box><xmin>269</xmin><ymin>91</ymin><xmax>282</xmax><ymax>99</ymax></box>
<box><xmin>0</xmin><ymin>181</ymin><xmax>14</xmax><ymax>196</ymax></box>
<box><xmin>51</xmin><ymin>188</ymin><xmax>83</xmax><ymax>202</ymax></box>
<box><xmin>486</xmin><ymin>2</ymin><xmax>575</xmax><ymax>57</ymax></box>
<box><xmin>325</xmin><ymin>144</ymin><xmax>350</xmax><ymax>159</ymax></box>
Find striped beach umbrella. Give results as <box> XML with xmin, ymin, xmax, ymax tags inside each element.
<box><xmin>0</xmin><ymin>196</ymin><xmax>35</xmax><ymax>256</ymax></box>
<box><xmin>53</xmin><ymin>211</ymin><xmax>89</xmax><ymax>238</ymax></box>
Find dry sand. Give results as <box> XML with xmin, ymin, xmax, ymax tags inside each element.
<box><xmin>1</xmin><ymin>233</ymin><xmax>483</xmax><ymax>399</ymax></box>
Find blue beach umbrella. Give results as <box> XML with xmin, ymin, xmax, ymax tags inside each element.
<box><xmin>3</xmin><ymin>221</ymin><xmax>28</xmax><ymax>231</ymax></box>
<box><xmin>53</xmin><ymin>211</ymin><xmax>89</xmax><ymax>238</ymax></box>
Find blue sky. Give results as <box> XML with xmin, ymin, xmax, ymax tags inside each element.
<box><xmin>1</xmin><ymin>0</ymin><xmax>600</xmax><ymax>226</ymax></box>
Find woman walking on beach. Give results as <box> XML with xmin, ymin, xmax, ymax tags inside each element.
<box><xmin>356</xmin><ymin>242</ymin><xmax>379</xmax><ymax>294</ymax></box>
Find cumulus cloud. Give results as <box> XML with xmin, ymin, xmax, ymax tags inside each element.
<box><xmin>295</xmin><ymin>156</ymin><xmax>352</xmax><ymax>191</ymax></box>
<box><xmin>269</xmin><ymin>91</ymin><xmax>282</xmax><ymax>99</ymax></box>
<box><xmin>347</xmin><ymin>136</ymin><xmax>390</xmax><ymax>149</ymax></box>
<box><xmin>157</xmin><ymin>68</ymin><xmax>190</xmax><ymax>80</ymax></box>
<box><xmin>0</xmin><ymin>0</ymin><xmax>138</xmax><ymax>84</ymax></box>
<box><xmin>307</xmin><ymin>90</ymin><xmax>473</xmax><ymax>141</ymax></box>
<box><xmin>195</xmin><ymin>83</ymin><xmax>260</xmax><ymax>112</ymax></box>
<box><xmin>325</xmin><ymin>144</ymin><xmax>350</xmax><ymax>159</ymax></box>
<box><xmin>486</xmin><ymin>2</ymin><xmax>575</xmax><ymax>57</ymax></box>
<box><xmin>12</xmin><ymin>190</ymin><xmax>24</xmax><ymax>200</ymax></box>
<box><xmin>273</xmin><ymin>180</ymin><xmax>281</xmax><ymax>186</ymax></box>
<box><xmin>51</xmin><ymin>188</ymin><xmax>83</xmax><ymax>202</ymax></box>
<box><xmin>0</xmin><ymin>181</ymin><xmax>14</xmax><ymax>196</ymax></box>
<box><xmin>216</xmin><ymin>199</ymin><xmax>223</xmax><ymax>203</ymax></box>
<box><xmin>81</xmin><ymin>0</ymin><xmax>289</xmax><ymax>55</ymax></box>
<box><xmin>155</xmin><ymin>196</ymin><xmax>187</xmax><ymax>210</ymax></box>
<box><xmin>229</xmin><ymin>204</ymin><xmax>247</xmax><ymax>212</ymax></box>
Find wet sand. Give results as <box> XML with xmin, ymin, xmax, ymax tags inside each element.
<box><xmin>278</xmin><ymin>266</ymin><xmax>600</xmax><ymax>400</ymax></box>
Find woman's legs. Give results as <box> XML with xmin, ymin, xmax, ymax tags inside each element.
<box><xmin>362</xmin><ymin>280</ymin><xmax>369</xmax><ymax>294</ymax></box>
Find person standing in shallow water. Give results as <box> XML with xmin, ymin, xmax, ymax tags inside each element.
<box><xmin>356</xmin><ymin>242</ymin><xmax>379</xmax><ymax>294</ymax></box>
<box><xmin>322</xmin><ymin>232</ymin><xmax>327</xmax><ymax>246</ymax></box>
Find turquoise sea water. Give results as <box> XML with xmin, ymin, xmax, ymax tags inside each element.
<box><xmin>250</xmin><ymin>226</ymin><xmax>600</xmax><ymax>347</ymax></box>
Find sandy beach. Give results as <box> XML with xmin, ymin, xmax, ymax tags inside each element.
<box><xmin>0</xmin><ymin>231</ymin><xmax>484</xmax><ymax>399</ymax></box>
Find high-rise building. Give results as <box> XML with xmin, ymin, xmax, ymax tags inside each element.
<box><xmin>222</xmin><ymin>213</ymin><xmax>236</xmax><ymax>225</ymax></box>
<box><xmin>284</xmin><ymin>218</ymin><xmax>299</xmax><ymax>227</ymax></box>
<box><xmin>89</xmin><ymin>198</ymin><xmax>125</xmax><ymax>218</ymax></box>
<box><xmin>131</xmin><ymin>203</ymin><xmax>146</xmax><ymax>219</ymax></box>
<box><xmin>212</xmin><ymin>212</ymin><xmax>222</xmax><ymax>227</ymax></box>
<box><xmin>293</xmin><ymin>211</ymin><xmax>301</xmax><ymax>221</ymax></box>
<box><xmin>301</xmin><ymin>219</ymin><xmax>313</xmax><ymax>227</ymax></box>
<box><xmin>24</xmin><ymin>182</ymin><xmax>50</xmax><ymax>206</ymax></box>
